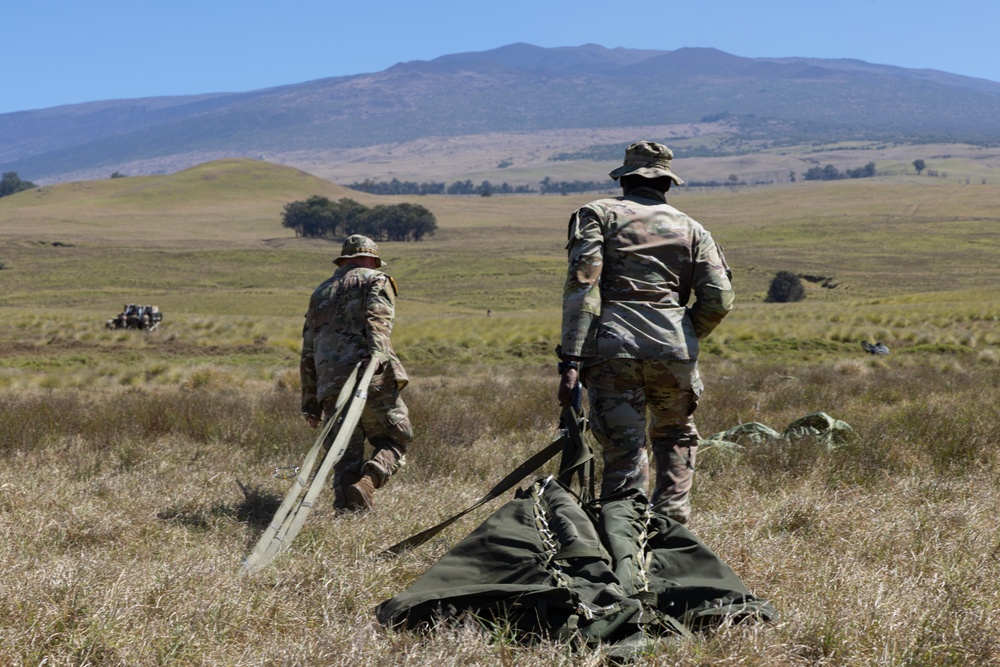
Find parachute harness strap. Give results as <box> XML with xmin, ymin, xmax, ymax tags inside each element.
<box><xmin>533</xmin><ymin>477</ymin><xmax>572</xmax><ymax>589</ymax></box>
<box><xmin>532</xmin><ymin>478</ymin><xmax>622</xmax><ymax>622</ymax></box>
<box><xmin>634</xmin><ymin>503</ymin><xmax>654</xmax><ymax>594</ymax></box>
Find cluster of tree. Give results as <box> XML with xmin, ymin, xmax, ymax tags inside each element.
<box><xmin>281</xmin><ymin>196</ymin><xmax>437</xmax><ymax>242</ymax></box>
<box><xmin>349</xmin><ymin>179</ymin><xmax>446</xmax><ymax>195</ymax></box>
<box><xmin>355</xmin><ymin>174</ymin><xmax>827</xmax><ymax>195</ymax></box>
<box><xmin>444</xmin><ymin>180</ymin><xmax>537</xmax><ymax>196</ymax></box>
<box><xmin>539</xmin><ymin>177</ymin><xmax>615</xmax><ymax>195</ymax></box>
<box><xmin>685</xmin><ymin>180</ymin><xmax>737</xmax><ymax>188</ymax></box>
<box><xmin>350</xmin><ymin>176</ymin><xmax>630</xmax><ymax>196</ymax></box>
<box><xmin>348</xmin><ymin>178</ymin><xmax>536</xmax><ymax>196</ymax></box>
<box><xmin>0</xmin><ymin>172</ymin><xmax>36</xmax><ymax>198</ymax></box>
<box><xmin>803</xmin><ymin>162</ymin><xmax>876</xmax><ymax>181</ymax></box>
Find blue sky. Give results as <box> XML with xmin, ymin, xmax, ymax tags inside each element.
<box><xmin>3</xmin><ymin>0</ymin><xmax>998</xmax><ymax>114</ymax></box>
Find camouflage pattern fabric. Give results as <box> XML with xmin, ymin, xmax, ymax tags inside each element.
<box><xmin>584</xmin><ymin>358</ymin><xmax>702</xmax><ymax>522</ymax></box>
<box><xmin>560</xmin><ymin>181</ymin><xmax>733</xmax><ymax>521</ymax></box>
<box><xmin>300</xmin><ymin>263</ymin><xmax>411</xmax><ymax>506</ymax></box>
<box><xmin>701</xmin><ymin>412</ymin><xmax>854</xmax><ymax>451</ymax></box>
<box><xmin>560</xmin><ymin>186</ymin><xmax>733</xmax><ymax>362</ymax></box>
<box><xmin>783</xmin><ymin>412</ymin><xmax>854</xmax><ymax>447</ymax></box>
<box><xmin>300</xmin><ymin>264</ymin><xmax>407</xmax><ymax>416</ymax></box>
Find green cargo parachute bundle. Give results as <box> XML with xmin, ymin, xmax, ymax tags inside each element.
<box><xmin>373</xmin><ymin>407</ymin><xmax>777</xmax><ymax>652</ymax></box>
<box><xmin>374</xmin><ymin>478</ymin><xmax>776</xmax><ymax>650</ymax></box>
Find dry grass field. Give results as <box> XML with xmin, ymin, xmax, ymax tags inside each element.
<box><xmin>1</xmin><ymin>160</ymin><xmax>999</xmax><ymax>665</ymax></box>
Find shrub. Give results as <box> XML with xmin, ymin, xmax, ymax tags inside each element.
<box><xmin>766</xmin><ymin>271</ymin><xmax>806</xmax><ymax>303</ymax></box>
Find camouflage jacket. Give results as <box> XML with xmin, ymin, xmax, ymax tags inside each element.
<box><xmin>560</xmin><ymin>187</ymin><xmax>734</xmax><ymax>363</ymax></box>
<box><xmin>300</xmin><ymin>265</ymin><xmax>408</xmax><ymax>417</ymax></box>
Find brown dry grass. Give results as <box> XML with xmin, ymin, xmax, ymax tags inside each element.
<box><xmin>1</xmin><ymin>358</ymin><xmax>998</xmax><ymax>665</ymax></box>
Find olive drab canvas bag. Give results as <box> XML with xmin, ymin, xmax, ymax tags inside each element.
<box><xmin>375</xmin><ymin>407</ymin><xmax>775</xmax><ymax>651</ymax></box>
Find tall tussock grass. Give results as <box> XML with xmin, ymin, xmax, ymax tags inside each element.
<box><xmin>2</xmin><ymin>355</ymin><xmax>999</xmax><ymax>664</ymax></box>
<box><xmin>0</xmin><ymin>388</ymin><xmax>303</xmax><ymax>460</ymax></box>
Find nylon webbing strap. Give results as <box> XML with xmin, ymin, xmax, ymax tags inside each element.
<box><xmin>557</xmin><ymin>405</ymin><xmax>595</xmax><ymax>503</ymax></box>
<box><xmin>378</xmin><ymin>406</ymin><xmax>594</xmax><ymax>559</ymax></box>
<box><xmin>377</xmin><ymin>431</ymin><xmax>569</xmax><ymax>558</ymax></box>
<box><xmin>240</xmin><ymin>358</ymin><xmax>377</xmax><ymax>575</ymax></box>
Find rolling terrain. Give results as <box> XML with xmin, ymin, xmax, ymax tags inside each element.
<box><xmin>1</xmin><ymin>158</ymin><xmax>998</xmax><ymax>365</ymax></box>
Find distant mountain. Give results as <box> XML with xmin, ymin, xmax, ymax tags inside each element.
<box><xmin>4</xmin><ymin>43</ymin><xmax>1000</xmax><ymax>184</ymax></box>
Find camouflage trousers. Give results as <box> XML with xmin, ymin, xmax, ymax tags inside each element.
<box><xmin>583</xmin><ymin>358</ymin><xmax>703</xmax><ymax>522</ymax></box>
<box><xmin>322</xmin><ymin>383</ymin><xmax>413</xmax><ymax>509</ymax></box>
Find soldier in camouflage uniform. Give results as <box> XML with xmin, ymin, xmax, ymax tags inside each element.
<box><xmin>300</xmin><ymin>235</ymin><xmax>413</xmax><ymax>511</ymax></box>
<box><xmin>558</xmin><ymin>141</ymin><xmax>733</xmax><ymax>523</ymax></box>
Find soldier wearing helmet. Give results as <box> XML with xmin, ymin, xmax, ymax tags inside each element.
<box><xmin>300</xmin><ymin>234</ymin><xmax>412</xmax><ymax>511</ymax></box>
<box><xmin>558</xmin><ymin>142</ymin><xmax>734</xmax><ymax>523</ymax></box>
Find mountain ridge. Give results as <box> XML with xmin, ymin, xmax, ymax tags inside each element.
<box><xmin>3</xmin><ymin>43</ymin><xmax>1000</xmax><ymax>185</ymax></box>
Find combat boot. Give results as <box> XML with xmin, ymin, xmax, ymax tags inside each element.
<box><xmin>346</xmin><ymin>471</ymin><xmax>377</xmax><ymax>510</ymax></box>
<box><xmin>332</xmin><ymin>469</ymin><xmax>362</xmax><ymax>512</ymax></box>
<box><xmin>651</xmin><ymin>441</ymin><xmax>697</xmax><ymax>524</ymax></box>
<box><xmin>347</xmin><ymin>446</ymin><xmax>404</xmax><ymax>511</ymax></box>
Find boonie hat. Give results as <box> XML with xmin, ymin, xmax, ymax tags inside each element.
<box><xmin>334</xmin><ymin>234</ymin><xmax>386</xmax><ymax>267</ymax></box>
<box><xmin>608</xmin><ymin>141</ymin><xmax>684</xmax><ymax>185</ymax></box>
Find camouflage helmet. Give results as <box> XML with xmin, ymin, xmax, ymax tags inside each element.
<box><xmin>608</xmin><ymin>141</ymin><xmax>684</xmax><ymax>185</ymax></box>
<box><xmin>334</xmin><ymin>234</ymin><xmax>386</xmax><ymax>268</ymax></box>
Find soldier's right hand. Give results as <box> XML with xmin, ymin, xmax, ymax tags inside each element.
<box><xmin>558</xmin><ymin>367</ymin><xmax>579</xmax><ymax>407</ymax></box>
<box><xmin>304</xmin><ymin>414</ymin><xmax>322</xmax><ymax>429</ymax></box>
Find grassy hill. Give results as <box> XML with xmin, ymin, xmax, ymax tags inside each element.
<box><xmin>1</xmin><ymin>160</ymin><xmax>999</xmax><ymax>664</ymax></box>
<box><xmin>4</xmin><ymin>158</ymin><xmax>1000</xmax><ymax>294</ymax></box>
<box><xmin>0</xmin><ymin>159</ymin><xmax>369</xmax><ymax>243</ymax></box>
<box><xmin>2</xmin><ymin>158</ymin><xmax>999</xmax><ymax>361</ymax></box>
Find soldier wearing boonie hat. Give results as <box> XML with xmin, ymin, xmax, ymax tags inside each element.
<box><xmin>301</xmin><ymin>234</ymin><xmax>411</xmax><ymax>512</ymax></box>
<box><xmin>558</xmin><ymin>141</ymin><xmax>733</xmax><ymax>524</ymax></box>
